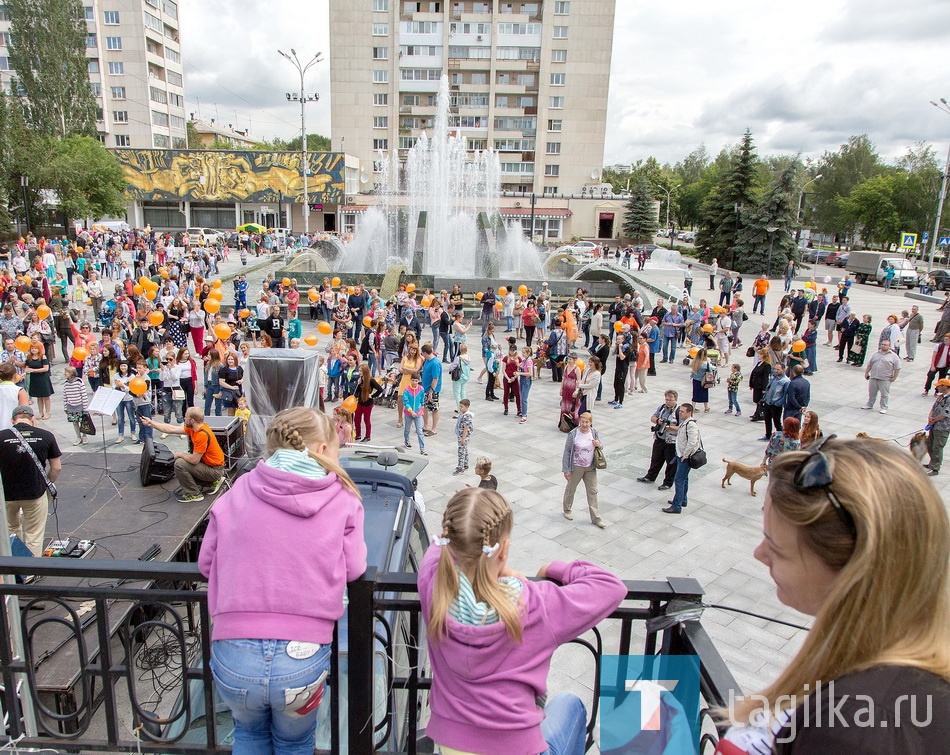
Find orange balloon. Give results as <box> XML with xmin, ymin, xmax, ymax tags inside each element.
<box><xmin>362</xmin><ymin>315</ymin><xmax>373</xmax><ymax>328</ymax></box>
<box><xmin>133</xmin><ymin>284</ymin><xmax>144</xmax><ymax>296</ymax></box>
<box><xmin>15</xmin><ymin>335</ymin><xmax>31</xmax><ymax>352</ymax></box>
<box><xmin>495</xmin><ymin>302</ymin><xmax>503</xmax><ymax>310</ymax></box>
<box><xmin>476</xmin><ymin>292</ymin><xmax>484</xmax><ymax>301</ymax></box>
<box><xmin>203</xmin><ymin>299</ymin><xmax>220</xmax><ymax>313</ymax></box>
<box><xmin>212</xmin><ymin>279</ymin><xmax>222</xmax><ymax>289</ymax></box>
<box><xmin>308</xmin><ymin>288</ymin><xmax>320</xmax><ymax>301</ymax></box>
<box><xmin>22</xmin><ymin>276</ymin><xmax>31</xmax><ymax>285</ymax></box>
<box><xmin>518</xmin><ymin>285</ymin><xmax>527</xmax><ymax>296</ymax></box>
<box><xmin>304</xmin><ymin>334</ymin><xmax>319</xmax><ymax>346</ymax></box>
<box><xmin>347</xmin><ymin>286</ymin><xmax>355</xmax><ymax>295</ymax></box>
<box><xmin>317</xmin><ymin>321</ymin><xmax>333</xmax><ymax>335</ymax></box>
<box><xmin>129</xmin><ymin>377</ymin><xmax>147</xmax><ymax>396</ymax></box>
<box><xmin>72</xmin><ymin>347</ymin><xmax>89</xmax><ymax>361</ymax></box>
<box><xmin>575</xmin><ymin>360</ymin><xmax>586</xmax><ymax>372</ymax></box>
<box><xmin>148</xmin><ymin>311</ymin><xmax>164</xmax><ymax>327</ymax></box>
<box><xmin>498</xmin><ymin>286</ymin><xmax>508</xmax><ymax>296</ymax></box>
<box><xmin>421</xmin><ymin>296</ymin><xmax>431</xmax><ymax>307</ymax></box>
<box><xmin>144</xmin><ymin>278</ymin><xmax>160</xmax><ymax>291</ymax></box>
<box><xmin>331</xmin><ymin>277</ymin><xmax>341</xmax><ymax>287</ymax></box>
<box><xmin>406</xmin><ymin>283</ymin><xmax>416</xmax><ymax>293</ymax></box>
<box><xmin>208</xmin><ymin>289</ymin><xmax>224</xmax><ymax>301</ymax></box>
<box><xmin>239</xmin><ymin>308</ymin><xmax>251</xmax><ymax>319</ymax></box>
<box><xmin>138</xmin><ymin>276</ymin><xmax>150</xmax><ymax>287</ymax></box>
<box><xmin>36</xmin><ymin>304</ymin><xmax>51</xmax><ymax>320</ymax></box>
<box><xmin>702</xmin><ymin>323</ymin><xmax>713</xmax><ymax>332</ymax></box>
<box><xmin>341</xmin><ymin>395</ymin><xmax>358</xmax><ymax>413</ymax></box>
<box><xmin>160</xmin><ymin>269</ymin><xmax>169</xmax><ymax>279</ymax></box>
<box><xmin>145</xmin><ymin>290</ymin><xmax>157</xmax><ymax>301</ymax></box>
<box><xmin>792</xmin><ymin>340</ymin><xmax>807</xmax><ymax>353</ymax></box>
<box><xmin>282</xmin><ymin>277</ymin><xmax>291</xmax><ymax>287</ymax></box>
<box><xmin>214</xmin><ymin>323</ymin><xmax>232</xmax><ymax>340</ymax></box>
<box><xmin>689</xmin><ymin>347</ymin><xmax>699</xmax><ymax>358</ymax></box>
<box><xmin>613</xmin><ymin>321</ymin><xmax>623</xmax><ymax>333</ymax></box>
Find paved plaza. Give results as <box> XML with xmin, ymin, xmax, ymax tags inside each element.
<box><xmin>33</xmin><ymin>251</ymin><xmax>949</xmax><ymax>720</ymax></box>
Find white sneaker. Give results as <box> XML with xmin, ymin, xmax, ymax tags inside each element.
<box><xmin>861</xmin><ymin>405</ymin><xmax>873</xmax><ymax>410</ymax></box>
<box><xmin>161</xmin><ymin>433</ymin><xmax>168</xmax><ymax>439</ymax></box>
<box><xmin>72</xmin><ymin>438</ymin><xmax>83</xmax><ymax>446</ymax></box>
<box><xmin>880</xmin><ymin>409</ymin><xmax>887</xmax><ymax>414</ymax></box>
<box><xmin>116</xmin><ymin>436</ymin><xmax>124</xmax><ymax>443</ymax></box>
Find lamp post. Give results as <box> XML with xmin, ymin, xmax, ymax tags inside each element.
<box><xmin>20</xmin><ymin>175</ymin><xmax>30</xmax><ymax>236</ymax></box>
<box><xmin>795</xmin><ymin>173</ymin><xmax>822</xmax><ymax>245</ymax></box>
<box><xmin>655</xmin><ymin>183</ymin><xmax>679</xmax><ymax>249</ymax></box>
<box><xmin>278</xmin><ymin>48</ymin><xmax>323</xmax><ymax>236</ymax></box>
<box><xmin>927</xmin><ymin>99</ymin><xmax>950</xmax><ymax>273</ymax></box>
<box><xmin>766</xmin><ymin>225</ymin><xmax>780</xmax><ymax>278</ymax></box>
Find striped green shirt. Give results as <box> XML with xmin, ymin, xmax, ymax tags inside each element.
<box><xmin>448</xmin><ymin>569</ymin><xmax>523</xmax><ymax>626</ymax></box>
<box><xmin>265</xmin><ymin>449</ymin><xmax>330</xmax><ymax>480</ymax></box>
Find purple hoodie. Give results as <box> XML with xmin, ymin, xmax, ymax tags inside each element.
<box><xmin>198</xmin><ymin>462</ymin><xmax>366</xmax><ymax>644</ymax></box>
<box><xmin>418</xmin><ymin>546</ymin><xmax>626</xmax><ymax>755</ymax></box>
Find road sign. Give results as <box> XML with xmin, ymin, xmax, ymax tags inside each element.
<box><xmin>923</xmin><ymin>231</ymin><xmax>930</xmax><ymax>242</ymax></box>
<box><xmin>901</xmin><ymin>232</ymin><xmax>917</xmax><ymax>249</ymax></box>
<box><xmin>939</xmin><ymin>236</ymin><xmax>950</xmax><ymax>248</ymax></box>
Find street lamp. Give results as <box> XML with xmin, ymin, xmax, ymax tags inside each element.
<box><xmin>766</xmin><ymin>225</ymin><xmax>780</xmax><ymax>278</ymax></box>
<box><xmin>655</xmin><ymin>183</ymin><xmax>680</xmax><ymax>249</ymax></box>
<box><xmin>278</xmin><ymin>48</ymin><xmax>323</xmax><ymax>236</ymax></box>
<box><xmin>795</xmin><ymin>173</ymin><xmax>822</xmax><ymax>245</ymax></box>
<box><xmin>927</xmin><ymin>99</ymin><xmax>950</xmax><ymax>273</ymax></box>
<box><xmin>20</xmin><ymin>175</ymin><xmax>30</xmax><ymax>236</ymax></box>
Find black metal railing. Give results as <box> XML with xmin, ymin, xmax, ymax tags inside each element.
<box><xmin>0</xmin><ymin>557</ymin><xmax>741</xmax><ymax>754</ymax></box>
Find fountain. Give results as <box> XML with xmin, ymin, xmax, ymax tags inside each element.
<box><xmin>340</xmin><ymin>76</ymin><xmax>541</xmax><ymax>278</ymax></box>
<box><xmin>649</xmin><ymin>248</ymin><xmax>683</xmax><ymax>269</ymax></box>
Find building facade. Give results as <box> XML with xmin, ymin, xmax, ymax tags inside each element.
<box><xmin>0</xmin><ymin>0</ymin><xmax>187</xmax><ymax>150</ymax></box>
<box><xmin>329</xmin><ymin>0</ymin><xmax>619</xmax><ymax>240</ymax></box>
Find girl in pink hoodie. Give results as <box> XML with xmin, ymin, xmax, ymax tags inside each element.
<box><xmin>419</xmin><ymin>488</ymin><xmax>626</xmax><ymax>755</ymax></box>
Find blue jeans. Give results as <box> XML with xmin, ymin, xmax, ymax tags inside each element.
<box><xmin>662</xmin><ymin>335</ymin><xmax>677</xmax><ymax>361</ymax></box>
<box><xmin>506</xmin><ymin>315</ymin><xmax>514</xmax><ymax>331</ymax></box>
<box><xmin>804</xmin><ymin>344</ymin><xmax>817</xmax><ymax>373</ymax></box>
<box><xmin>117</xmin><ymin>400</ymin><xmax>136</xmax><ymax>436</ymax></box>
<box><xmin>204</xmin><ymin>383</ymin><xmax>222</xmax><ymax>416</ymax></box>
<box><xmin>671</xmin><ymin>458</ymin><xmax>691</xmax><ymax>511</ymax></box>
<box><xmin>439</xmin><ymin>332</ymin><xmax>453</xmax><ymax>362</ymax></box>
<box><xmin>520</xmin><ymin>376</ymin><xmax>532</xmax><ymax>417</ymax></box>
<box><xmin>727</xmin><ymin>391</ymin><xmax>740</xmax><ymax>413</ymax></box>
<box><xmin>404</xmin><ymin>414</ymin><xmax>424</xmax><ymax>451</ymax></box>
<box><xmin>135</xmin><ymin>403</ymin><xmax>153</xmax><ymax>442</ymax></box>
<box><xmin>367</xmin><ymin>352</ymin><xmax>379</xmax><ymax>377</ymax></box>
<box><xmin>210</xmin><ymin>639</ymin><xmax>331</xmax><ymax>755</ymax></box>
<box><xmin>753</xmin><ymin>294</ymin><xmax>766</xmax><ymax>315</ymax></box>
<box><xmin>539</xmin><ymin>692</ymin><xmax>587</xmax><ymax>755</ymax></box>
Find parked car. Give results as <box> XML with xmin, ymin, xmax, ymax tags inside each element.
<box><xmin>185</xmin><ymin>228</ymin><xmax>223</xmax><ymax>245</ymax></box>
<box><xmin>678</xmin><ymin>232</ymin><xmax>696</xmax><ymax>243</ymax></box>
<box><xmin>832</xmin><ymin>252</ymin><xmax>850</xmax><ymax>268</ymax></box>
<box><xmin>802</xmin><ymin>249</ymin><xmax>838</xmax><ymax>264</ymax></box>
<box><xmin>930</xmin><ymin>270</ymin><xmax>950</xmax><ymax>291</ymax></box>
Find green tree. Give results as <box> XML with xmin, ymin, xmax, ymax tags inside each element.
<box><xmin>284</xmin><ymin>133</ymin><xmax>332</xmax><ymax>152</ymax></box>
<box><xmin>837</xmin><ymin>174</ymin><xmax>901</xmax><ymax>248</ymax></box>
<box><xmin>6</xmin><ymin>0</ymin><xmax>97</xmax><ymax>138</ymax></box>
<box><xmin>812</xmin><ymin>135</ymin><xmax>884</xmax><ymax>243</ymax></box>
<box><xmin>695</xmin><ymin>129</ymin><xmax>760</xmax><ymax>266</ymax></box>
<box><xmin>621</xmin><ymin>175</ymin><xmax>658</xmax><ymax>242</ymax></box>
<box><xmin>43</xmin><ymin>136</ymin><xmax>126</xmax><ymax>226</ymax></box>
<box><xmin>186</xmin><ymin>120</ymin><xmax>202</xmax><ymax>149</ymax></box>
<box><xmin>733</xmin><ymin>163</ymin><xmax>800</xmax><ymax>275</ymax></box>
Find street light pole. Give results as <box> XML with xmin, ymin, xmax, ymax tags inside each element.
<box><xmin>927</xmin><ymin>99</ymin><xmax>950</xmax><ymax>272</ymax></box>
<box><xmin>20</xmin><ymin>175</ymin><xmax>30</xmax><ymax>235</ymax></box>
<box><xmin>795</xmin><ymin>173</ymin><xmax>822</xmax><ymax>245</ymax></box>
<box><xmin>279</xmin><ymin>48</ymin><xmax>323</xmax><ymax>236</ymax></box>
<box><xmin>766</xmin><ymin>225</ymin><xmax>780</xmax><ymax>278</ymax></box>
<box><xmin>655</xmin><ymin>184</ymin><xmax>679</xmax><ymax>249</ymax></box>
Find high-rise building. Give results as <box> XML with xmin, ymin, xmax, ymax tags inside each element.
<box><xmin>330</xmin><ymin>0</ymin><xmax>615</xmax><ymax>199</ymax></box>
<box><xmin>0</xmin><ymin>0</ymin><xmax>187</xmax><ymax>150</ymax></box>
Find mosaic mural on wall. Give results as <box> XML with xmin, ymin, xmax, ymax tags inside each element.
<box><xmin>112</xmin><ymin>149</ymin><xmax>345</xmax><ymax>204</ymax></box>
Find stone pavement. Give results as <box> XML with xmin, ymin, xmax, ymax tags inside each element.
<box><xmin>32</xmin><ymin>254</ymin><xmax>949</xmax><ymax>725</ymax></box>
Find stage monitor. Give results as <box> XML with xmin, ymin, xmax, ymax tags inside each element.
<box><xmin>139</xmin><ymin>437</ymin><xmax>176</xmax><ymax>486</ymax></box>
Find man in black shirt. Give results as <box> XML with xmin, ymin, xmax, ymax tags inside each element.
<box><xmin>0</xmin><ymin>406</ymin><xmax>61</xmax><ymax>556</ymax></box>
<box><xmin>259</xmin><ymin>305</ymin><xmax>285</xmax><ymax>348</ymax></box>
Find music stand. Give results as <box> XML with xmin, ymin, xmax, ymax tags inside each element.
<box><xmin>85</xmin><ymin>387</ymin><xmax>126</xmax><ymax>499</ymax></box>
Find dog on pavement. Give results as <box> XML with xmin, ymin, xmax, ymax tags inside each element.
<box><xmin>721</xmin><ymin>458</ymin><xmax>768</xmax><ymax>497</ymax></box>
<box><xmin>909</xmin><ymin>431</ymin><xmax>929</xmax><ymax>463</ymax></box>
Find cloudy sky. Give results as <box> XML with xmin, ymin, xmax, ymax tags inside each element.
<box><xmin>181</xmin><ymin>0</ymin><xmax>950</xmax><ymax>167</ymax></box>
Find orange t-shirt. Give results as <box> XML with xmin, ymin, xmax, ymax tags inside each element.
<box><xmin>753</xmin><ymin>279</ymin><xmax>770</xmax><ymax>296</ymax></box>
<box><xmin>185</xmin><ymin>423</ymin><xmax>225</xmax><ymax>467</ymax></box>
<box><xmin>637</xmin><ymin>343</ymin><xmax>649</xmax><ymax>369</ymax></box>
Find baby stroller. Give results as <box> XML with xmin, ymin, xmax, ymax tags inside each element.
<box><xmin>97</xmin><ymin>299</ymin><xmax>118</xmax><ymax>329</ymax></box>
<box><xmin>375</xmin><ymin>366</ymin><xmax>401</xmax><ymax>409</ymax></box>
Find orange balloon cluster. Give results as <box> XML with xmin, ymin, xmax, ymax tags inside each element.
<box><xmin>133</xmin><ymin>284</ymin><xmax>145</xmax><ymax>296</ymax></box>
<box><xmin>612</xmin><ymin>322</ymin><xmax>623</xmax><ymax>333</ymax></box>
<box><xmin>476</xmin><ymin>292</ymin><xmax>484</xmax><ymax>301</ymax></box>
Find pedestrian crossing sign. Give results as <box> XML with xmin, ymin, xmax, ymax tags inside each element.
<box><xmin>901</xmin><ymin>232</ymin><xmax>917</xmax><ymax>249</ymax></box>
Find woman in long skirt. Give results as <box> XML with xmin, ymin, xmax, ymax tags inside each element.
<box><xmin>847</xmin><ymin>315</ymin><xmax>872</xmax><ymax>367</ymax></box>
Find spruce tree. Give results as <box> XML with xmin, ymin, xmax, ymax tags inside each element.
<box><xmin>622</xmin><ymin>174</ymin><xmax>658</xmax><ymax>242</ymax></box>
<box><xmin>733</xmin><ymin>164</ymin><xmax>800</xmax><ymax>275</ymax></box>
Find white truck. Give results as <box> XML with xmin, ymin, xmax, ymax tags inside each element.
<box><xmin>845</xmin><ymin>251</ymin><xmax>918</xmax><ymax>288</ymax></box>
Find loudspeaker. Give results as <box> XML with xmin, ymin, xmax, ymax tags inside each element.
<box><xmin>204</xmin><ymin>416</ymin><xmax>246</xmax><ymax>472</ymax></box>
<box><xmin>139</xmin><ymin>437</ymin><xmax>176</xmax><ymax>486</ymax></box>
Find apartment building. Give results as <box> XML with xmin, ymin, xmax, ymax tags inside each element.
<box><xmin>330</xmin><ymin>0</ymin><xmax>617</xmax><ymax>239</ymax></box>
<box><xmin>0</xmin><ymin>0</ymin><xmax>187</xmax><ymax>150</ymax></box>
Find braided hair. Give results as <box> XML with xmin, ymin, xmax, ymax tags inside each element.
<box><xmin>264</xmin><ymin>407</ymin><xmax>360</xmax><ymax>497</ymax></box>
<box><xmin>428</xmin><ymin>488</ymin><xmax>522</xmax><ymax>643</ymax></box>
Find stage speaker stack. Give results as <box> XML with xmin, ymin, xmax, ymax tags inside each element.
<box><xmin>244</xmin><ymin>348</ymin><xmax>321</xmax><ymax>457</ymax></box>
<box><xmin>205</xmin><ymin>415</ymin><xmax>246</xmax><ymax>474</ymax></box>
<box><xmin>139</xmin><ymin>437</ymin><xmax>176</xmax><ymax>486</ymax></box>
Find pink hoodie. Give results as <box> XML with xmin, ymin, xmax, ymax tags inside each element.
<box><xmin>418</xmin><ymin>546</ymin><xmax>626</xmax><ymax>755</ymax></box>
<box><xmin>198</xmin><ymin>462</ymin><xmax>366</xmax><ymax>644</ymax></box>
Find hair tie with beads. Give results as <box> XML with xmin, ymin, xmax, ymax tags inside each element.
<box><xmin>432</xmin><ymin>536</ymin><xmax>450</xmax><ymax>547</ymax></box>
<box><xmin>482</xmin><ymin>543</ymin><xmax>500</xmax><ymax>559</ymax></box>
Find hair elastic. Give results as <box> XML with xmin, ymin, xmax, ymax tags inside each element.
<box><xmin>432</xmin><ymin>536</ymin><xmax>450</xmax><ymax>547</ymax></box>
<box><xmin>482</xmin><ymin>543</ymin><xmax>500</xmax><ymax>559</ymax></box>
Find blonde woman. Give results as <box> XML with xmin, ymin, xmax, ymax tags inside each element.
<box><xmin>720</xmin><ymin>437</ymin><xmax>950</xmax><ymax>751</ymax></box>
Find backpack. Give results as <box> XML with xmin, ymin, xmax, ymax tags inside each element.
<box><xmin>701</xmin><ymin>362</ymin><xmax>717</xmax><ymax>388</ymax></box>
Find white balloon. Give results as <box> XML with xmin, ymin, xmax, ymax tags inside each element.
<box><xmin>824</xmin><ymin>275</ymin><xmax>833</xmax><ymax>283</ymax></box>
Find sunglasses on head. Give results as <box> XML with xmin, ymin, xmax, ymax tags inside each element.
<box><xmin>792</xmin><ymin>434</ymin><xmax>857</xmax><ymax>539</ymax></box>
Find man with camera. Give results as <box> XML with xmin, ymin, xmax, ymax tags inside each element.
<box><xmin>637</xmin><ymin>389</ymin><xmax>680</xmax><ymax>491</ymax></box>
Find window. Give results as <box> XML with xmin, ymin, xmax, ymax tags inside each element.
<box><xmin>103</xmin><ymin>10</ymin><xmax>119</xmax><ymax>24</ymax></box>
<box><xmin>172</xmin><ymin>136</ymin><xmax>187</xmax><ymax>148</ymax></box>
<box><xmin>0</xmin><ymin>6</ymin><xmax>7</xmax><ymax>21</ymax></box>
<box><xmin>544</xmin><ymin>186</ymin><xmax>558</xmax><ymax>195</ymax></box>
<box><xmin>553</xmin><ymin>26</ymin><xmax>568</xmax><ymax>38</ymax></box>
<box><xmin>551</xmin><ymin>49</ymin><xmax>567</xmax><ymax>63</ymax></box>
<box><xmin>83</xmin><ymin>5</ymin><xmax>93</xmax><ymax>19</ymax></box>
<box><xmin>373</xmin><ymin>116</ymin><xmax>388</xmax><ymax>128</ymax></box>
<box><xmin>468</xmin><ymin>138</ymin><xmax>487</xmax><ymax>150</ymax></box>
<box><xmin>372</xmin><ymin>47</ymin><xmax>388</xmax><ymax>60</ymax></box>
<box><xmin>449</xmin><ymin>22</ymin><xmax>492</xmax><ymax>34</ymax></box>
<box><xmin>549</xmin><ymin>96</ymin><xmax>564</xmax><ymax>109</ymax></box>
<box><xmin>404</xmin><ymin>21</ymin><xmax>439</xmax><ymax>33</ymax></box>
<box><xmin>152</xmin><ymin>110</ymin><xmax>169</xmax><ymax>127</ymax></box>
<box><xmin>397</xmin><ymin>137</ymin><xmax>417</xmax><ymax>150</ymax></box>
<box><xmin>497</xmin><ymin>23</ymin><xmax>541</xmax><ymax>35</ymax></box>
<box><xmin>493</xmin><ymin>116</ymin><xmax>536</xmax><ymax>131</ymax></box>
<box><xmin>167</xmin><ymin>71</ymin><xmax>182</xmax><ymax>86</ymax></box>
<box><xmin>554</xmin><ymin>1</ymin><xmax>570</xmax><ymax>12</ymax></box>
<box><xmin>547</xmin><ymin>119</ymin><xmax>562</xmax><ymax>132</ymax></box>
<box><xmin>546</xmin><ymin>142</ymin><xmax>561</xmax><ymax>154</ymax></box>
<box><xmin>402</xmin><ymin>94</ymin><xmax>419</xmax><ymax>105</ymax></box>
<box><xmin>0</xmin><ymin>56</ymin><xmax>8</xmax><ymax>71</ymax></box>
<box><xmin>90</xmin><ymin>82</ymin><xmax>101</xmax><ymax>96</ymax></box>
<box><xmin>494</xmin><ymin>138</ymin><xmax>534</xmax><ymax>151</ymax></box>
<box><xmin>166</xmin><ymin>48</ymin><xmax>180</xmax><ymax>64</ymax></box>
<box><xmin>153</xmin><ymin>133</ymin><xmax>170</xmax><ymax>148</ymax></box>
<box><xmin>550</xmin><ymin>73</ymin><xmax>565</xmax><ymax>86</ymax></box>
<box><xmin>169</xmin><ymin>92</ymin><xmax>183</xmax><ymax>107</ymax></box>
<box><xmin>471</xmin><ymin>72</ymin><xmax>487</xmax><ymax>85</ymax></box>
<box><xmin>149</xmin><ymin>86</ymin><xmax>167</xmax><ymax>103</ymax></box>
<box><xmin>86</xmin><ymin>33</ymin><xmax>97</xmax><ymax>47</ymax></box>
<box><xmin>400</xmin><ymin>68</ymin><xmax>441</xmax><ymax>80</ymax></box>
<box><xmin>374</xmin><ymin>93</ymin><xmax>389</xmax><ymax>105</ymax></box>
<box><xmin>0</xmin><ymin>32</ymin><xmax>10</xmax><ymax>46</ymax></box>
<box><xmin>105</xmin><ymin>36</ymin><xmax>122</xmax><ymax>50</ymax></box>
<box><xmin>406</xmin><ymin>45</ymin><xmax>439</xmax><ymax>56</ymax></box>
<box><xmin>373</xmin><ymin>23</ymin><xmax>388</xmax><ymax>35</ymax></box>
<box><xmin>495</xmin><ymin>95</ymin><xmax>508</xmax><ymax>108</ymax></box>
<box><xmin>108</xmin><ymin>61</ymin><xmax>124</xmax><ymax>75</ymax></box>
<box><xmin>162</xmin><ymin>0</ymin><xmax>178</xmax><ymax>19</ymax></box>
<box><xmin>373</xmin><ymin>69</ymin><xmax>388</xmax><ymax>83</ymax></box>
<box><xmin>473</xmin><ymin>2</ymin><xmax>489</xmax><ymax>11</ymax></box>
<box><xmin>144</xmin><ymin>11</ymin><xmax>162</xmax><ymax>32</ymax></box>
<box><xmin>500</xmin><ymin>162</ymin><xmax>534</xmax><ymax>174</ymax></box>
<box><xmin>113</xmin><ymin>110</ymin><xmax>128</xmax><ymax>123</ymax></box>
<box><xmin>517</xmin><ymin>73</ymin><xmax>535</xmax><ymax>86</ymax></box>
<box><xmin>111</xmin><ymin>86</ymin><xmax>126</xmax><ymax>99</ymax></box>
<box><xmin>114</xmin><ymin>134</ymin><xmax>131</xmax><ymax>147</ymax></box>
<box><xmin>451</xmin><ymin>92</ymin><xmax>489</xmax><ymax>107</ymax></box>
<box><xmin>373</xmin><ymin>0</ymin><xmax>388</xmax><ymax>9</ymax></box>
<box><xmin>144</xmin><ymin>0</ymin><xmax>158</xmax><ymax>6</ymax></box>
<box><xmin>447</xmin><ymin>115</ymin><xmax>486</xmax><ymax>127</ymax></box>
<box><xmin>545</xmin><ymin>164</ymin><xmax>559</xmax><ymax>176</ymax></box>
<box><xmin>372</xmin><ymin>138</ymin><xmax>389</xmax><ymax>150</ymax></box>
<box><xmin>88</xmin><ymin>59</ymin><xmax>100</xmax><ymax>73</ymax></box>
<box><xmin>169</xmin><ymin>114</ymin><xmax>185</xmax><ymax>129</ymax></box>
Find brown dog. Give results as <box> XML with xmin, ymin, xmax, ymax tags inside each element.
<box><xmin>909</xmin><ymin>431</ymin><xmax>929</xmax><ymax>463</ymax></box>
<box><xmin>721</xmin><ymin>458</ymin><xmax>768</xmax><ymax>497</ymax></box>
<box><xmin>855</xmin><ymin>432</ymin><xmax>887</xmax><ymax>442</ymax></box>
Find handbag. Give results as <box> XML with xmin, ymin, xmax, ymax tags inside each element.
<box><xmin>594</xmin><ymin>446</ymin><xmax>607</xmax><ymax>470</ymax></box>
<box><xmin>450</xmin><ymin>363</ymin><xmax>462</xmax><ymax>381</ymax></box>
<box><xmin>79</xmin><ymin>411</ymin><xmax>97</xmax><ymax>436</ymax></box>
<box><xmin>701</xmin><ymin>364</ymin><xmax>717</xmax><ymax>388</ymax></box>
<box><xmin>171</xmin><ymin>387</ymin><xmax>186</xmax><ymax>402</ymax></box>
<box><xmin>688</xmin><ymin>447</ymin><xmax>708</xmax><ymax>469</ymax></box>
<box><xmin>746</xmin><ymin>346</ymin><xmax>755</xmax><ymax>358</ymax></box>
<box><xmin>558</xmin><ymin>412</ymin><xmax>577</xmax><ymax>433</ymax></box>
